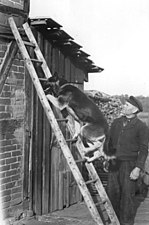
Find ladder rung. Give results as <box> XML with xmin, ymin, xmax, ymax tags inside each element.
<box><xmin>85</xmin><ymin>179</ymin><xmax>97</xmax><ymax>185</ymax></box>
<box><xmin>95</xmin><ymin>202</ymin><xmax>102</xmax><ymax>207</ymax></box>
<box><xmin>57</xmin><ymin>118</ymin><xmax>68</xmax><ymax>122</ymax></box>
<box><xmin>23</xmin><ymin>40</ymin><xmax>35</xmax><ymax>48</ymax></box>
<box><xmin>31</xmin><ymin>59</ymin><xmax>43</xmax><ymax>64</ymax></box>
<box><xmin>95</xmin><ymin>201</ymin><xmax>105</xmax><ymax>207</ymax></box>
<box><xmin>39</xmin><ymin>78</ymin><xmax>48</xmax><ymax>81</ymax></box>
<box><xmin>75</xmin><ymin>158</ymin><xmax>86</xmax><ymax>163</ymax></box>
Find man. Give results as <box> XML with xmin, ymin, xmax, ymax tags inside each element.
<box><xmin>107</xmin><ymin>96</ymin><xmax>149</xmax><ymax>225</ymax></box>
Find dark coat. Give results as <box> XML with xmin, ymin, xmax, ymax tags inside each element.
<box><xmin>109</xmin><ymin>116</ymin><xmax>149</xmax><ymax>169</ymax></box>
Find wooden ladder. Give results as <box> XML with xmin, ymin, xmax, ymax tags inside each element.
<box><xmin>6</xmin><ymin>16</ymin><xmax>120</xmax><ymax>225</ymax></box>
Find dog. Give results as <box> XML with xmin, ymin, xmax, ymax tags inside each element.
<box><xmin>41</xmin><ymin>73</ymin><xmax>115</xmax><ymax>163</ymax></box>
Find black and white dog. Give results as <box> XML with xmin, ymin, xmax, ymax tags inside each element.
<box><xmin>41</xmin><ymin>73</ymin><xmax>115</xmax><ymax>163</ymax></box>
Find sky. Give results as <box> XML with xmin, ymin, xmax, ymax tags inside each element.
<box><xmin>30</xmin><ymin>0</ymin><xmax>149</xmax><ymax>97</ymax></box>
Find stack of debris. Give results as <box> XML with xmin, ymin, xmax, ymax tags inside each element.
<box><xmin>84</xmin><ymin>90</ymin><xmax>123</xmax><ymax>192</ymax></box>
<box><xmin>85</xmin><ymin>90</ymin><xmax>123</xmax><ymax>126</ymax></box>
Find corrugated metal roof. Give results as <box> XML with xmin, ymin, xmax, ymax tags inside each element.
<box><xmin>29</xmin><ymin>17</ymin><xmax>104</xmax><ymax>73</ymax></box>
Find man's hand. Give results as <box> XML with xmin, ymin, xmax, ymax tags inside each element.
<box><xmin>130</xmin><ymin>167</ymin><xmax>141</xmax><ymax>180</ymax></box>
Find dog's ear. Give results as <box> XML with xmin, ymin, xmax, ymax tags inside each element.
<box><xmin>47</xmin><ymin>72</ymin><xmax>59</xmax><ymax>83</ymax></box>
<box><xmin>53</xmin><ymin>72</ymin><xmax>59</xmax><ymax>81</ymax></box>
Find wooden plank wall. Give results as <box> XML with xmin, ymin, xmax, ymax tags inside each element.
<box><xmin>25</xmin><ymin>29</ymin><xmax>84</xmax><ymax>215</ymax></box>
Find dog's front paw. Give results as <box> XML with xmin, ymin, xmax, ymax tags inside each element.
<box><xmin>84</xmin><ymin>156</ymin><xmax>93</xmax><ymax>163</ymax></box>
<box><xmin>72</xmin><ymin>133</ymin><xmax>79</xmax><ymax>141</ymax></box>
<box><xmin>84</xmin><ymin>151</ymin><xmax>102</xmax><ymax>163</ymax></box>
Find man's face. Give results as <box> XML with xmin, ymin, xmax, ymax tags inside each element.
<box><xmin>121</xmin><ymin>101</ymin><xmax>138</xmax><ymax>116</ymax></box>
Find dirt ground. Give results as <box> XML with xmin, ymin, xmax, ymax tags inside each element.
<box><xmin>4</xmin><ymin>191</ymin><xmax>149</xmax><ymax>225</ymax></box>
<box><xmin>23</xmin><ymin>202</ymin><xmax>100</xmax><ymax>225</ymax></box>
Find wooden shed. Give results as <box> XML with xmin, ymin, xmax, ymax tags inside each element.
<box><xmin>23</xmin><ymin>18</ymin><xmax>103</xmax><ymax>215</ymax></box>
<box><xmin>0</xmin><ymin>10</ymin><xmax>104</xmax><ymax>218</ymax></box>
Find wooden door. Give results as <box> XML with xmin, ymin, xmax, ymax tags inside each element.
<box><xmin>24</xmin><ymin>31</ymin><xmax>82</xmax><ymax>215</ymax></box>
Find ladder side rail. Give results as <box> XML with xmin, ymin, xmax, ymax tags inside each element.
<box><xmin>67</xmin><ymin>118</ymin><xmax>120</xmax><ymax>225</ymax></box>
<box><xmin>0</xmin><ymin>40</ymin><xmax>18</xmax><ymax>94</ymax></box>
<box><xmin>8</xmin><ymin>17</ymin><xmax>103</xmax><ymax>225</ymax></box>
<box><xmin>22</xmin><ymin>21</ymin><xmax>52</xmax><ymax>79</ymax></box>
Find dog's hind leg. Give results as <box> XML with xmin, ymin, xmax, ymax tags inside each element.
<box><xmin>84</xmin><ymin>140</ymin><xmax>104</xmax><ymax>162</ymax></box>
<box><xmin>84</xmin><ymin>140</ymin><xmax>103</xmax><ymax>154</ymax></box>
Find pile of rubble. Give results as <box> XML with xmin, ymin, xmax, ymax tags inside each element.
<box><xmin>85</xmin><ymin>90</ymin><xmax>123</xmax><ymax>126</ymax></box>
<box><xmin>84</xmin><ymin>90</ymin><xmax>124</xmax><ymax>190</ymax></box>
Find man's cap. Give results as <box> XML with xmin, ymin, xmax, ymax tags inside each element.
<box><xmin>126</xmin><ymin>96</ymin><xmax>143</xmax><ymax>112</ymax></box>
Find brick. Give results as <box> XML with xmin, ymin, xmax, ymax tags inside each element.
<box><xmin>6</xmin><ymin>182</ymin><xmax>15</xmax><ymax>189</ymax></box>
<box><xmin>11</xmin><ymin>65</ymin><xmax>18</xmax><ymax>72</ymax></box>
<box><xmin>6</xmin><ymin>77</ymin><xmax>17</xmax><ymax>85</ymax></box>
<box><xmin>6</xmin><ymin>157</ymin><xmax>17</xmax><ymax>164</ymax></box>
<box><xmin>0</xmin><ymin>145</ymin><xmax>17</xmax><ymax>153</ymax></box>
<box><xmin>13</xmin><ymin>59</ymin><xmax>20</xmax><ymax>66</ymax></box>
<box><xmin>11</xmin><ymin>139</ymin><xmax>18</xmax><ymax>145</ymax></box>
<box><xmin>12</xmin><ymin>186</ymin><xmax>22</xmax><ymax>194</ymax></box>
<box><xmin>3</xmin><ymin>85</ymin><xmax>11</xmax><ymax>92</ymax></box>
<box><xmin>12</xmin><ymin>150</ymin><xmax>21</xmax><ymax>157</ymax></box>
<box><xmin>0</xmin><ymin>105</ymin><xmax>5</xmax><ymax>111</ymax></box>
<box><xmin>10</xmin><ymin>197</ymin><xmax>22</xmax><ymax>206</ymax></box>
<box><xmin>2</xmin><ymin>201</ymin><xmax>11</xmax><ymax>209</ymax></box>
<box><xmin>14</xmin><ymin>72</ymin><xmax>24</xmax><ymax>80</ymax></box>
<box><xmin>1</xmin><ymin>189</ymin><xmax>11</xmax><ymax>197</ymax></box>
<box><xmin>2</xmin><ymin>208</ymin><xmax>9</xmax><ymax>219</ymax></box>
<box><xmin>0</xmin><ymin>98</ymin><xmax>11</xmax><ymax>105</ymax></box>
<box><xmin>0</xmin><ymin>51</ymin><xmax>5</xmax><ymax>57</ymax></box>
<box><xmin>0</xmin><ymin>159</ymin><xmax>6</xmax><ymax>166</ymax></box>
<box><xmin>0</xmin><ymin>165</ymin><xmax>10</xmax><ymax>172</ymax></box>
<box><xmin>0</xmin><ymin>184</ymin><xmax>6</xmax><ymax>191</ymax></box>
<box><xmin>1</xmin><ymin>91</ymin><xmax>11</xmax><ymax>98</ymax></box>
<box><xmin>0</xmin><ymin>112</ymin><xmax>11</xmax><ymax>119</ymax></box>
<box><xmin>16</xmin><ymin>80</ymin><xmax>24</xmax><ymax>86</ymax></box>
<box><xmin>16</xmin><ymin>144</ymin><xmax>22</xmax><ymax>149</ymax></box>
<box><xmin>0</xmin><ymin>152</ymin><xmax>11</xmax><ymax>160</ymax></box>
<box><xmin>1</xmin><ymin>177</ymin><xmax>11</xmax><ymax>185</ymax></box>
<box><xmin>0</xmin><ymin>112</ymin><xmax>10</xmax><ymax>118</ymax></box>
<box><xmin>1</xmin><ymin>45</ymin><xmax>7</xmax><ymax>51</ymax></box>
<box><xmin>16</xmin><ymin>180</ymin><xmax>22</xmax><ymax>186</ymax></box>
<box><xmin>0</xmin><ymin>140</ymin><xmax>12</xmax><ymax>147</ymax></box>
<box><xmin>1</xmin><ymin>195</ymin><xmax>11</xmax><ymax>203</ymax></box>
<box><xmin>0</xmin><ymin>172</ymin><xmax>6</xmax><ymax>179</ymax></box>
<box><xmin>11</xmin><ymin>162</ymin><xmax>20</xmax><ymax>169</ymax></box>
<box><xmin>11</xmin><ymin>174</ymin><xmax>20</xmax><ymax>182</ymax></box>
<box><xmin>18</xmin><ymin>67</ymin><xmax>24</xmax><ymax>73</ymax></box>
<box><xmin>17</xmin><ymin>156</ymin><xmax>22</xmax><ymax>162</ymax></box>
<box><xmin>6</xmin><ymin>169</ymin><xmax>17</xmax><ymax>177</ymax></box>
<box><xmin>19</xmin><ymin>60</ymin><xmax>24</xmax><ymax>67</ymax></box>
<box><xmin>5</xmin><ymin>133</ymin><xmax>15</xmax><ymax>140</ymax></box>
<box><xmin>11</xmin><ymin>193</ymin><xmax>22</xmax><ymax>201</ymax></box>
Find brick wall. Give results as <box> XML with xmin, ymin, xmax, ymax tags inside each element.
<box><xmin>0</xmin><ymin>39</ymin><xmax>26</xmax><ymax>219</ymax></box>
<box><xmin>0</xmin><ymin>0</ymin><xmax>24</xmax><ymax>10</ymax></box>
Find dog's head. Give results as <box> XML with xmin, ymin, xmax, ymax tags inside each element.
<box><xmin>41</xmin><ymin>72</ymin><xmax>68</xmax><ymax>96</ymax></box>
